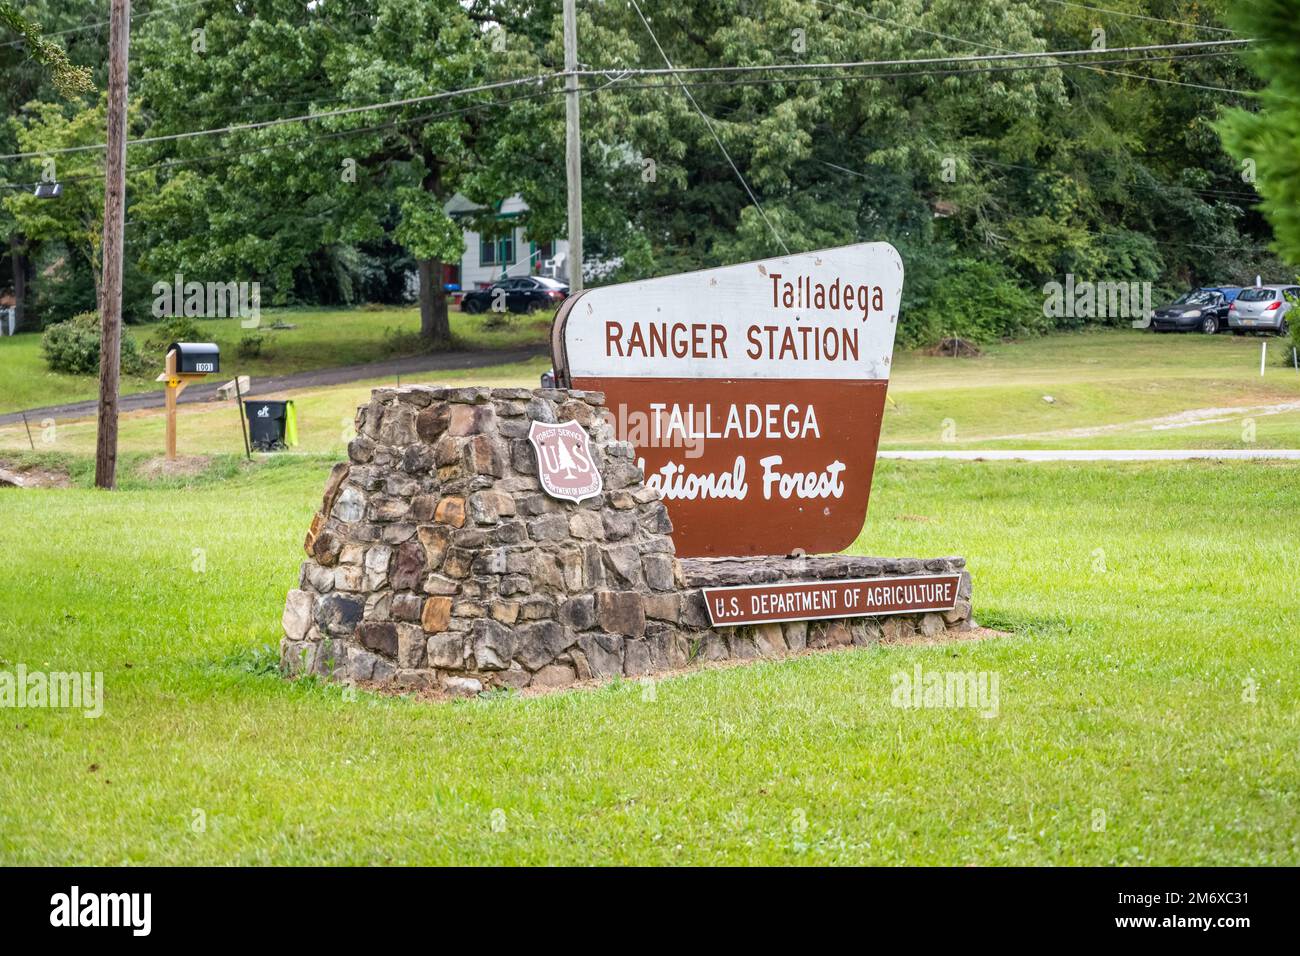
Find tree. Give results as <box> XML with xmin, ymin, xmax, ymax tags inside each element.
<box><xmin>2</xmin><ymin>101</ymin><xmax>113</xmax><ymax>304</ymax></box>
<box><xmin>1</xmin><ymin>0</ymin><xmax>101</xmax><ymax>330</ymax></box>
<box><xmin>1218</xmin><ymin>0</ymin><xmax>1300</xmax><ymax>267</ymax></box>
<box><xmin>3</xmin><ymin>0</ymin><xmax>1270</xmax><ymax>351</ymax></box>
<box><xmin>0</xmin><ymin>0</ymin><xmax>93</xmax><ymax>97</ymax></box>
<box><xmin>128</xmin><ymin>0</ymin><xmax>563</xmax><ymax>346</ymax></box>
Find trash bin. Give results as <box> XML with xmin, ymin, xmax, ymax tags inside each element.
<box><xmin>243</xmin><ymin>399</ymin><xmax>298</xmax><ymax>450</ymax></box>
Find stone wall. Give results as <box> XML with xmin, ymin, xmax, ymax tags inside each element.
<box><xmin>281</xmin><ymin>386</ymin><xmax>974</xmax><ymax>696</ymax></box>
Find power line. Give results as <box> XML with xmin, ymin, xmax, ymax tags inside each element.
<box><xmin>0</xmin><ymin>0</ymin><xmax>210</xmax><ymax>49</ymax></box>
<box><xmin>0</xmin><ymin>72</ymin><xmax>564</xmax><ymax>160</ymax></box>
<box><xmin>627</xmin><ymin>0</ymin><xmax>788</xmax><ymax>253</ymax></box>
<box><xmin>809</xmin><ymin>0</ymin><xmax>1250</xmax><ymax>94</ymax></box>
<box><xmin>0</xmin><ymin>86</ymin><xmax>563</xmax><ymax>190</ymax></box>
<box><xmin>0</xmin><ymin>39</ymin><xmax>1255</xmax><ymax>163</ymax></box>
<box><xmin>575</xmin><ymin>38</ymin><xmax>1249</xmax><ymax>78</ymax></box>
<box><xmin>965</xmin><ymin>155</ymin><xmax>1261</xmax><ymax>200</ymax></box>
<box><xmin>2</xmin><ymin>51</ymin><xmax>1239</xmax><ymax>187</ymax></box>
<box><xmin>580</xmin><ymin>48</ymin><xmax>1243</xmax><ymax>93</ymax></box>
<box><xmin>1042</xmin><ymin>0</ymin><xmax>1238</xmax><ymax>36</ymax></box>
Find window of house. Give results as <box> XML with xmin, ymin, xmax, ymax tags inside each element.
<box><xmin>480</xmin><ymin>233</ymin><xmax>515</xmax><ymax>267</ymax></box>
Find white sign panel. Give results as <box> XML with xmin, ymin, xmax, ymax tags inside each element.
<box><xmin>560</xmin><ymin>242</ymin><xmax>904</xmax><ymax>381</ymax></box>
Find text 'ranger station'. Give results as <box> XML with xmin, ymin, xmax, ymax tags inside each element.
<box><xmin>602</xmin><ymin>271</ymin><xmax>890</xmax><ymax>364</ymax></box>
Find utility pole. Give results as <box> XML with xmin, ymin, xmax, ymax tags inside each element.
<box><xmin>95</xmin><ymin>0</ymin><xmax>130</xmax><ymax>490</ymax></box>
<box><xmin>563</xmin><ymin>0</ymin><xmax>583</xmax><ymax>292</ymax></box>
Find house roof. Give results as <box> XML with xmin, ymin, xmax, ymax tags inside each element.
<box><xmin>444</xmin><ymin>193</ymin><xmax>529</xmax><ymax>219</ymax></box>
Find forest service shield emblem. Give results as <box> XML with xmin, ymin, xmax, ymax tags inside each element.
<box><xmin>528</xmin><ymin>420</ymin><xmax>603</xmax><ymax>503</ymax></box>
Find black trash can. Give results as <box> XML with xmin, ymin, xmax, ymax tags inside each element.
<box><xmin>243</xmin><ymin>399</ymin><xmax>296</xmax><ymax>450</ymax></box>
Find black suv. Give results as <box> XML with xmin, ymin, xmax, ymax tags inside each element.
<box><xmin>461</xmin><ymin>276</ymin><xmax>568</xmax><ymax>314</ymax></box>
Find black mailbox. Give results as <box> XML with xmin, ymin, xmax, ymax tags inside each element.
<box><xmin>168</xmin><ymin>342</ymin><xmax>220</xmax><ymax>374</ymax></box>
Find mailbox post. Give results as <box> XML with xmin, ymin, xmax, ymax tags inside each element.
<box><xmin>157</xmin><ymin>342</ymin><xmax>219</xmax><ymax>459</ymax></box>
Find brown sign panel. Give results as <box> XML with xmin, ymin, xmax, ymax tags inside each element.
<box><xmin>553</xmin><ymin>243</ymin><xmax>904</xmax><ymax>558</ymax></box>
<box><xmin>702</xmin><ymin>574</ymin><xmax>961</xmax><ymax>627</ymax></box>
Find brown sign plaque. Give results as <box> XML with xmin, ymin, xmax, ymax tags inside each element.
<box><xmin>552</xmin><ymin>243</ymin><xmax>904</xmax><ymax>557</ymax></box>
<box><xmin>702</xmin><ymin>574</ymin><xmax>961</xmax><ymax>628</ymax></box>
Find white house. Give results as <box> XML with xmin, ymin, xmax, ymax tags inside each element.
<box><xmin>443</xmin><ymin>193</ymin><xmax>570</xmax><ymax>291</ymax></box>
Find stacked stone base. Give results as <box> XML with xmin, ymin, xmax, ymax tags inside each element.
<box><xmin>678</xmin><ymin>555</ymin><xmax>973</xmax><ymax>666</ymax></box>
<box><xmin>286</xmin><ymin>555</ymin><xmax>974</xmax><ymax>697</ymax></box>
<box><xmin>280</xmin><ymin>384</ymin><xmax>975</xmax><ymax>698</ymax></box>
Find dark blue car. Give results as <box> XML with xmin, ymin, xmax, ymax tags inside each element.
<box><xmin>1150</xmin><ymin>287</ymin><xmax>1242</xmax><ymax>334</ymax></box>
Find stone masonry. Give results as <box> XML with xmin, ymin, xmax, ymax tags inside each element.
<box><xmin>281</xmin><ymin>385</ymin><xmax>975</xmax><ymax>696</ymax></box>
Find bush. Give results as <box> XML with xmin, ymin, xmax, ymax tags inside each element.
<box><xmin>482</xmin><ymin>309</ymin><xmax>516</xmax><ymax>330</ymax></box>
<box><xmin>41</xmin><ymin>312</ymin><xmax>144</xmax><ymax>375</ymax></box>
<box><xmin>146</xmin><ymin>315</ymin><xmax>203</xmax><ymax>350</ymax></box>
<box><xmin>899</xmin><ymin>258</ymin><xmax>1044</xmax><ymax>347</ymax></box>
<box><xmin>236</xmin><ymin>334</ymin><xmax>265</xmax><ymax>360</ymax></box>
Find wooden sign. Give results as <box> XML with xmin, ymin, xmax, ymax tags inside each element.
<box><xmin>552</xmin><ymin>243</ymin><xmax>903</xmax><ymax>556</ymax></box>
<box><xmin>702</xmin><ymin>573</ymin><xmax>960</xmax><ymax>627</ymax></box>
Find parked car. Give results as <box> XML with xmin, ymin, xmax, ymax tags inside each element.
<box><xmin>1227</xmin><ymin>284</ymin><xmax>1297</xmax><ymax>336</ymax></box>
<box><xmin>1150</xmin><ymin>287</ymin><xmax>1240</xmax><ymax>334</ymax></box>
<box><xmin>461</xmin><ymin>276</ymin><xmax>569</xmax><ymax>314</ymax></box>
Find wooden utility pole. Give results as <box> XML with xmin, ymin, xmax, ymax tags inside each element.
<box><xmin>563</xmin><ymin>0</ymin><xmax>583</xmax><ymax>292</ymax></box>
<box><xmin>94</xmin><ymin>0</ymin><xmax>130</xmax><ymax>490</ymax></box>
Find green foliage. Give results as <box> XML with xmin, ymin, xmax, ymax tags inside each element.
<box><xmin>900</xmin><ymin>258</ymin><xmax>1044</xmax><ymax>346</ymax></box>
<box><xmin>0</xmin><ymin>0</ymin><xmax>92</xmax><ymax>96</ymax></box>
<box><xmin>146</xmin><ymin>315</ymin><xmax>202</xmax><ymax>350</ymax></box>
<box><xmin>236</xmin><ymin>333</ymin><xmax>265</xmax><ymax>360</ymax></box>
<box><xmin>394</xmin><ymin>188</ymin><xmax>464</xmax><ymax>263</ymax></box>
<box><xmin>1218</xmin><ymin>0</ymin><xmax>1300</xmax><ymax>268</ymax></box>
<box><xmin>41</xmin><ymin>310</ymin><xmax>143</xmax><ymax>375</ymax></box>
<box><xmin>1</xmin><ymin>0</ymin><xmax>1278</xmax><ymax>353</ymax></box>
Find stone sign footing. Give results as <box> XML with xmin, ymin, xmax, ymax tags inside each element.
<box><xmin>280</xmin><ymin>384</ymin><xmax>974</xmax><ymax>697</ymax></box>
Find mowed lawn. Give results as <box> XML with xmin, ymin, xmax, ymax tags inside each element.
<box><xmin>4</xmin><ymin>327</ymin><xmax>1298</xmax><ymax>456</ymax></box>
<box><xmin>883</xmin><ymin>329</ymin><xmax>1300</xmax><ymax>450</ymax></box>
<box><xmin>0</xmin><ymin>304</ymin><xmax>552</xmax><ymax>416</ymax></box>
<box><xmin>0</xmin><ymin>456</ymin><xmax>1295</xmax><ymax>865</ymax></box>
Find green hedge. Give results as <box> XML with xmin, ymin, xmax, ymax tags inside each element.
<box><xmin>898</xmin><ymin>258</ymin><xmax>1046</xmax><ymax>347</ymax></box>
<box><xmin>41</xmin><ymin>312</ymin><xmax>144</xmax><ymax>376</ymax></box>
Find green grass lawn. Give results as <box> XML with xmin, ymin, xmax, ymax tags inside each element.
<box><xmin>1</xmin><ymin>455</ymin><xmax>1295</xmax><ymax>864</ymax></box>
<box><xmin>0</xmin><ymin>304</ymin><xmax>551</xmax><ymax>416</ymax></box>
<box><xmin>5</xmin><ymin>327</ymin><xmax>1298</xmax><ymax>455</ymax></box>
<box><xmin>881</xmin><ymin>328</ymin><xmax>1300</xmax><ymax>450</ymax></box>
<box><xmin>0</xmin><ymin>358</ymin><xmax>550</xmax><ymax>457</ymax></box>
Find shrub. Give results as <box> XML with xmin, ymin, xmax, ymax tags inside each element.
<box><xmin>236</xmin><ymin>334</ymin><xmax>265</xmax><ymax>359</ymax></box>
<box><xmin>146</xmin><ymin>315</ymin><xmax>203</xmax><ymax>350</ymax></box>
<box><xmin>483</xmin><ymin>309</ymin><xmax>516</xmax><ymax>330</ymax></box>
<box><xmin>41</xmin><ymin>312</ymin><xmax>144</xmax><ymax>375</ymax></box>
<box><xmin>899</xmin><ymin>258</ymin><xmax>1044</xmax><ymax>347</ymax></box>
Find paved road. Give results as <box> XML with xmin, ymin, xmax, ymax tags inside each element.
<box><xmin>0</xmin><ymin>344</ymin><xmax>548</xmax><ymax>426</ymax></box>
<box><xmin>879</xmin><ymin>449</ymin><xmax>1300</xmax><ymax>461</ymax></box>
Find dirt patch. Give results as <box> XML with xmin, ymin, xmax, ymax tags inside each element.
<box><xmin>999</xmin><ymin>399</ymin><xmax>1300</xmax><ymax>441</ymax></box>
<box><xmin>0</xmin><ymin>459</ymin><xmax>72</xmax><ymax>489</ymax></box>
<box><xmin>133</xmin><ymin>455</ymin><xmax>212</xmax><ymax>481</ymax></box>
<box><xmin>879</xmin><ymin>624</ymin><xmax>1010</xmax><ymax>647</ymax></box>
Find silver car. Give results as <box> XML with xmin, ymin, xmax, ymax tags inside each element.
<box><xmin>1227</xmin><ymin>284</ymin><xmax>1297</xmax><ymax>335</ymax></box>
